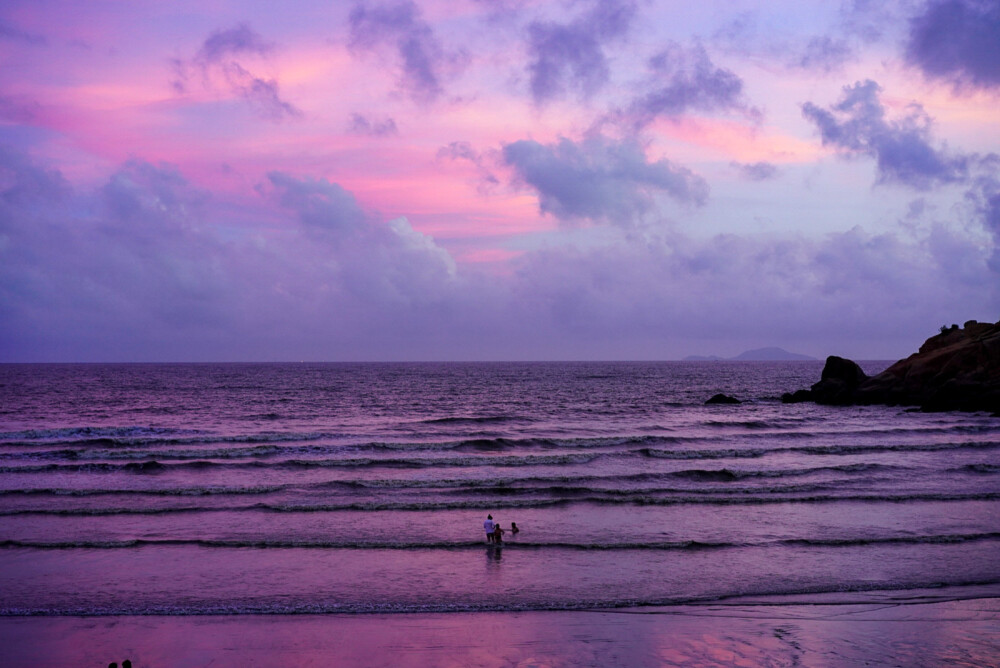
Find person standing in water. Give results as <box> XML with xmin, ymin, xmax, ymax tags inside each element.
<box><xmin>493</xmin><ymin>523</ymin><xmax>505</xmax><ymax>544</ymax></box>
<box><xmin>483</xmin><ymin>514</ymin><xmax>495</xmax><ymax>543</ymax></box>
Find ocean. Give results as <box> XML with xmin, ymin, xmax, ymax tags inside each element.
<box><xmin>1</xmin><ymin>361</ymin><xmax>999</xmax><ymax>621</ymax></box>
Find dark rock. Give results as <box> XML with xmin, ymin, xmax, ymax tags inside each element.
<box><xmin>781</xmin><ymin>389</ymin><xmax>813</xmax><ymax>403</ymax></box>
<box><xmin>810</xmin><ymin>356</ymin><xmax>869</xmax><ymax>405</ymax></box>
<box><xmin>819</xmin><ymin>355</ymin><xmax>868</xmax><ymax>386</ymax></box>
<box><xmin>780</xmin><ymin>356</ymin><xmax>867</xmax><ymax>405</ymax></box>
<box><xmin>706</xmin><ymin>393</ymin><xmax>741</xmax><ymax>404</ymax></box>
<box><xmin>853</xmin><ymin>319</ymin><xmax>1000</xmax><ymax>413</ymax></box>
<box><xmin>784</xmin><ymin>319</ymin><xmax>1000</xmax><ymax>414</ymax></box>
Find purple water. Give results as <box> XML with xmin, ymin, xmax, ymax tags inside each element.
<box><xmin>1</xmin><ymin>362</ymin><xmax>999</xmax><ymax>615</ymax></box>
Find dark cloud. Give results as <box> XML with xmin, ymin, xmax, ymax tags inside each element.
<box><xmin>526</xmin><ymin>0</ymin><xmax>636</xmax><ymax>105</ymax></box>
<box><xmin>624</xmin><ymin>43</ymin><xmax>756</xmax><ymax>126</ymax></box>
<box><xmin>349</xmin><ymin>113</ymin><xmax>398</xmax><ymax>136</ymax></box>
<box><xmin>196</xmin><ymin>23</ymin><xmax>273</xmax><ymax>63</ymax></box>
<box><xmin>502</xmin><ymin>135</ymin><xmax>707</xmax><ymax>225</ymax></box>
<box><xmin>802</xmin><ymin>79</ymin><xmax>969</xmax><ymax>189</ymax></box>
<box><xmin>173</xmin><ymin>24</ymin><xmax>300</xmax><ymax>121</ymax></box>
<box><xmin>732</xmin><ymin>161</ymin><xmax>779</xmax><ymax>181</ymax></box>
<box><xmin>905</xmin><ymin>0</ymin><xmax>1000</xmax><ymax>90</ymax></box>
<box><xmin>348</xmin><ymin>1</ymin><xmax>464</xmax><ymax>104</ymax></box>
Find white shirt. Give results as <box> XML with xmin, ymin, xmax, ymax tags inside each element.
<box><xmin>484</xmin><ymin>519</ymin><xmax>495</xmax><ymax>533</ymax></box>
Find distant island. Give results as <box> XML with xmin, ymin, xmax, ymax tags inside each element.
<box><xmin>684</xmin><ymin>347</ymin><xmax>817</xmax><ymax>362</ymax></box>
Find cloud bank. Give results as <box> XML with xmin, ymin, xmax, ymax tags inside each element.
<box><xmin>0</xmin><ymin>0</ymin><xmax>997</xmax><ymax>362</ymax></box>
<box><xmin>1</xmin><ymin>146</ymin><xmax>994</xmax><ymax>361</ymax></box>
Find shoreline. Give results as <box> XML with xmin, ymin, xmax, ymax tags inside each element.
<box><xmin>3</xmin><ymin>596</ymin><xmax>998</xmax><ymax>667</ymax></box>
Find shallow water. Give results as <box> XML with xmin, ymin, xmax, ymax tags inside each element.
<box><xmin>1</xmin><ymin>362</ymin><xmax>999</xmax><ymax>615</ymax></box>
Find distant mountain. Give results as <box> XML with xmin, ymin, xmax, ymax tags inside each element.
<box><xmin>732</xmin><ymin>347</ymin><xmax>817</xmax><ymax>361</ymax></box>
<box><xmin>683</xmin><ymin>347</ymin><xmax>817</xmax><ymax>362</ymax></box>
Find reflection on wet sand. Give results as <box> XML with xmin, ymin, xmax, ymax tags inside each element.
<box><xmin>4</xmin><ymin>596</ymin><xmax>996</xmax><ymax>667</ymax></box>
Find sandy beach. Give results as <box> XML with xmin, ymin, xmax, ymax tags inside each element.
<box><xmin>3</xmin><ymin>595</ymin><xmax>998</xmax><ymax>667</ymax></box>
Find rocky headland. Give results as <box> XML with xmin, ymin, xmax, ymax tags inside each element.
<box><xmin>782</xmin><ymin>319</ymin><xmax>1000</xmax><ymax>415</ymax></box>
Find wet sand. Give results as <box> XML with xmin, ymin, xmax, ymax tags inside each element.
<box><xmin>2</xmin><ymin>596</ymin><xmax>998</xmax><ymax>667</ymax></box>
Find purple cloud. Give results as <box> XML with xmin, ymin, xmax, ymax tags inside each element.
<box><xmin>732</xmin><ymin>161</ymin><xmax>779</xmax><ymax>181</ymax></box>
<box><xmin>267</xmin><ymin>171</ymin><xmax>366</xmax><ymax>234</ymax></box>
<box><xmin>624</xmin><ymin>43</ymin><xmax>756</xmax><ymax>127</ymax></box>
<box><xmin>838</xmin><ymin>0</ymin><xmax>901</xmax><ymax>43</ymax></box>
<box><xmin>802</xmin><ymin>80</ymin><xmax>969</xmax><ymax>189</ymax></box>
<box><xmin>0</xmin><ymin>154</ymin><xmax>242</xmax><ymax>360</ymax></box>
<box><xmin>526</xmin><ymin>0</ymin><xmax>636</xmax><ymax>105</ymax></box>
<box><xmin>348</xmin><ymin>1</ymin><xmax>463</xmax><ymax>104</ymax></box>
<box><xmin>506</xmin><ymin>224</ymin><xmax>996</xmax><ymax>359</ymax></box>
<box><xmin>1</xmin><ymin>146</ymin><xmax>995</xmax><ymax>361</ymax></box>
<box><xmin>503</xmin><ymin>135</ymin><xmax>707</xmax><ymax>225</ymax></box>
<box><xmin>0</xmin><ymin>148</ymin><xmax>468</xmax><ymax>360</ymax></box>
<box><xmin>196</xmin><ymin>23</ymin><xmax>273</xmax><ymax>63</ymax></box>
<box><xmin>225</xmin><ymin>63</ymin><xmax>302</xmax><ymax>121</ymax></box>
<box><xmin>967</xmin><ymin>159</ymin><xmax>1000</xmax><ymax>271</ymax></box>
<box><xmin>436</xmin><ymin>141</ymin><xmax>500</xmax><ymax>193</ymax></box>
<box><xmin>101</xmin><ymin>159</ymin><xmax>207</xmax><ymax>228</ymax></box>
<box><xmin>348</xmin><ymin>113</ymin><xmax>398</xmax><ymax>136</ymax></box>
<box><xmin>797</xmin><ymin>36</ymin><xmax>853</xmax><ymax>73</ymax></box>
<box><xmin>905</xmin><ymin>0</ymin><xmax>1000</xmax><ymax>90</ymax></box>
<box><xmin>173</xmin><ymin>24</ymin><xmax>300</xmax><ymax>121</ymax></box>
<box><xmin>266</xmin><ymin>171</ymin><xmax>459</xmax><ymax>310</ymax></box>
<box><xmin>0</xmin><ymin>20</ymin><xmax>46</xmax><ymax>46</ymax></box>
<box><xmin>0</xmin><ymin>144</ymin><xmax>69</xmax><ymax>207</ymax></box>
<box><xmin>0</xmin><ymin>95</ymin><xmax>40</xmax><ymax>123</ymax></box>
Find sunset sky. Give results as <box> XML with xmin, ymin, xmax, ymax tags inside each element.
<box><xmin>1</xmin><ymin>0</ymin><xmax>998</xmax><ymax>361</ymax></box>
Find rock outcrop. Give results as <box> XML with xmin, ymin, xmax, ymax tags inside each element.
<box><xmin>706</xmin><ymin>393</ymin><xmax>741</xmax><ymax>404</ymax></box>
<box><xmin>783</xmin><ymin>319</ymin><xmax>1000</xmax><ymax>414</ymax></box>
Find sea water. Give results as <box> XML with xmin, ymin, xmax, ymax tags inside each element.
<box><xmin>1</xmin><ymin>362</ymin><xmax>999</xmax><ymax>615</ymax></box>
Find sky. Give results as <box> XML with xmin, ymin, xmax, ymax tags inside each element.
<box><xmin>0</xmin><ymin>0</ymin><xmax>998</xmax><ymax>362</ymax></box>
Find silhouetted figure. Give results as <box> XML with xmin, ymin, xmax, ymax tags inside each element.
<box><xmin>493</xmin><ymin>523</ymin><xmax>505</xmax><ymax>544</ymax></box>
<box><xmin>484</xmin><ymin>514</ymin><xmax>495</xmax><ymax>543</ymax></box>
<box><xmin>511</xmin><ymin>522</ymin><xmax>519</xmax><ymax>534</ymax></box>
<box><xmin>109</xmin><ymin>663</ymin><xmax>118</xmax><ymax>668</ymax></box>
<box><xmin>123</xmin><ymin>661</ymin><xmax>132</xmax><ymax>668</ymax></box>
